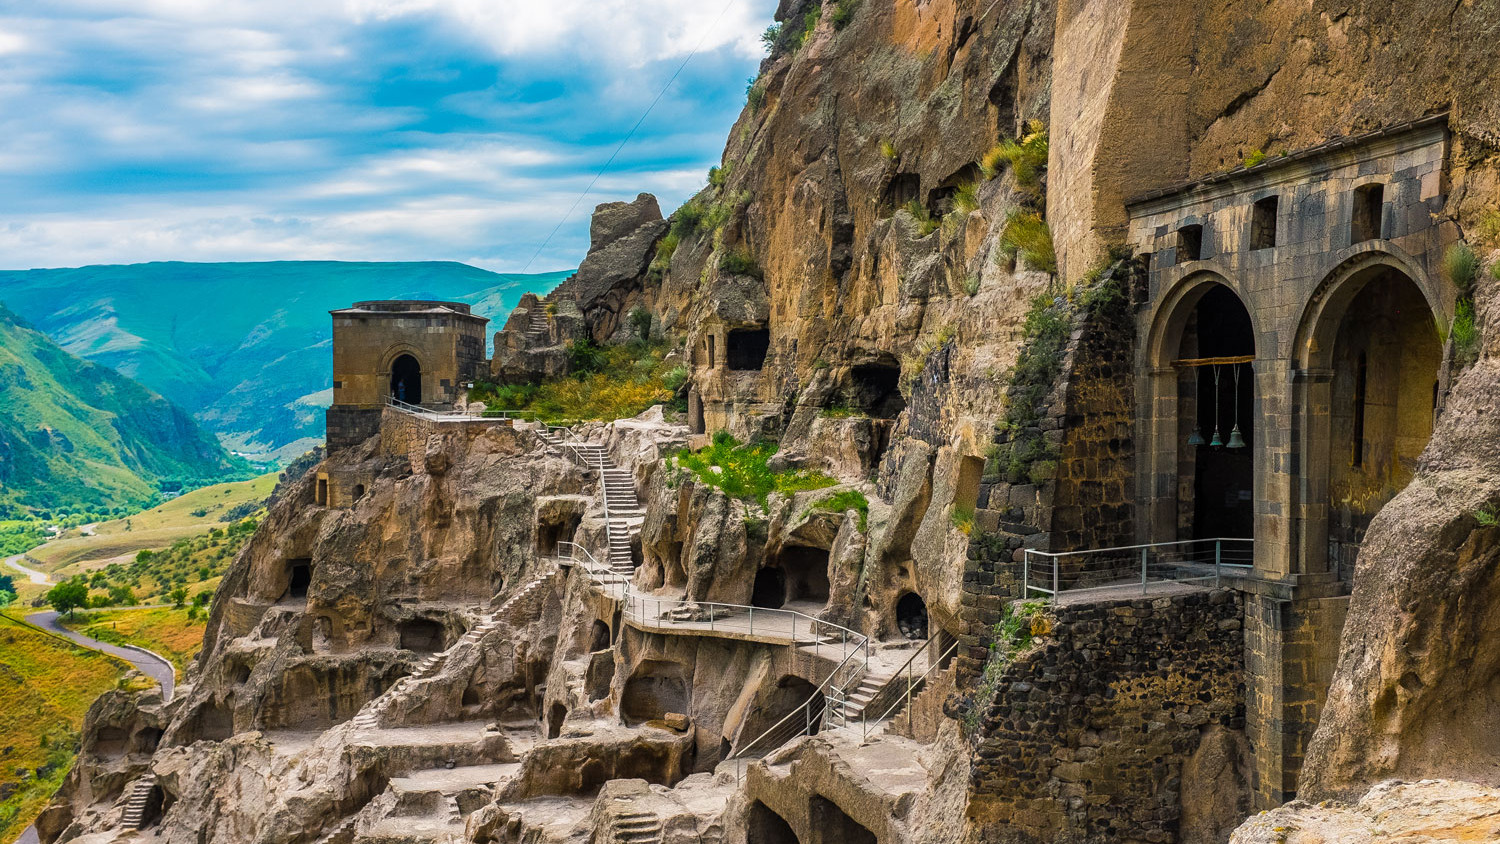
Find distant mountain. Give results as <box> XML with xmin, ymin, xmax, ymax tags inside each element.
<box><xmin>0</xmin><ymin>303</ymin><xmax>248</xmax><ymax>515</ymax></box>
<box><xmin>0</xmin><ymin>262</ymin><xmax>571</xmax><ymax>464</ymax></box>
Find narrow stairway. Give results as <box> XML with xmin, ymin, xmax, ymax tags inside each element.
<box><xmin>119</xmin><ymin>774</ymin><xmax>157</xmax><ymax>830</ymax></box>
<box><xmin>351</xmin><ymin>568</ymin><xmax>554</xmax><ymax>731</ymax></box>
<box><xmin>527</xmin><ymin>297</ymin><xmax>550</xmax><ymax>339</ymax></box>
<box><xmin>313</xmin><ymin>815</ymin><xmax>358</xmax><ymax>844</ymax></box>
<box><xmin>611</xmin><ymin>809</ymin><xmax>664</xmax><ymax>844</ymax></box>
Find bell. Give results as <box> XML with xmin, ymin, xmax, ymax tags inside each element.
<box><xmin>1187</xmin><ymin>427</ymin><xmax>1206</xmax><ymax>447</ymax></box>
<box><xmin>1209</xmin><ymin>428</ymin><xmax>1225</xmax><ymax>448</ymax></box>
<box><xmin>1227</xmin><ymin>424</ymin><xmax>1246</xmax><ymax>449</ymax></box>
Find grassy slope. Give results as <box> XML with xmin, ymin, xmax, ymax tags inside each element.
<box><xmin>28</xmin><ymin>472</ymin><xmax>275</xmax><ymax>572</ymax></box>
<box><xmin>0</xmin><ymin>613</ymin><xmax>125</xmax><ymax>842</ymax></box>
<box><xmin>0</xmin><ymin>305</ymin><xmax>247</xmax><ymax>514</ymax></box>
<box><xmin>0</xmin><ymin>262</ymin><xmax>572</xmax><ymax>461</ymax></box>
<box><xmin>63</xmin><ymin>607</ymin><xmax>206</xmax><ymax>677</ymax></box>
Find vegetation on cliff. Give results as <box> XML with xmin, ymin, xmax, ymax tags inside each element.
<box><xmin>674</xmin><ymin>431</ymin><xmax>836</xmax><ymax>508</ymax></box>
<box><xmin>477</xmin><ymin>338</ymin><xmax>686</xmax><ymax>424</ymax></box>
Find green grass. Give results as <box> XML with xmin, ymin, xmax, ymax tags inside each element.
<box><xmin>1444</xmin><ymin>242</ymin><xmax>1480</xmax><ymax>295</ymax></box>
<box><xmin>675</xmin><ymin>431</ymin><xmax>836</xmax><ymax>508</ymax></box>
<box><xmin>1242</xmin><ymin>149</ymin><xmax>1267</xmax><ymax>168</ymax></box>
<box><xmin>806</xmin><ymin>490</ymin><xmax>869</xmax><ymax>531</ymax></box>
<box><xmin>476</xmin><ymin>340</ymin><xmax>682</xmax><ymax>425</ymax></box>
<box><xmin>999</xmin><ymin>210</ymin><xmax>1057</xmax><ymax>274</ymax></box>
<box><xmin>83</xmin><ymin>516</ymin><xmax>257</xmax><ymax>606</ymax></box>
<box><xmin>950</xmin><ymin>503</ymin><xmax>975</xmax><ymax>535</ymax></box>
<box><xmin>979</xmin><ymin>121</ymin><xmax>1049</xmax><ymax>201</ymax></box>
<box><xmin>718</xmin><ymin>247</ymin><xmax>764</xmax><ymax>279</ymax></box>
<box><xmin>1452</xmin><ymin>298</ymin><xmax>1480</xmax><ymax>368</ymax></box>
<box><xmin>902</xmin><ymin>200</ymin><xmax>941</xmax><ymax>237</ymax></box>
<box><xmin>63</xmin><ymin>607</ymin><xmax>207</xmax><ymax>678</ymax></box>
<box><xmin>951</xmin><ymin>181</ymin><xmax>980</xmax><ymax>216</ymax></box>
<box><xmin>0</xmin><ymin>613</ymin><xmax>127</xmax><ymax>841</ymax></box>
<box><xmin>831</xmin><ymin>0</ymin><xmax>861</xmax><ymax>29</ymax></box>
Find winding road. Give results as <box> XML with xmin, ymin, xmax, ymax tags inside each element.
<box><xmin>24</xmin><ymin>610</ymin><xmax>176</xmax><ymax>702</ymax></box>
<box><xmin>4</xmin><ymin>553</ymin><xmax>49</xmax><ymax>585</ymax></box>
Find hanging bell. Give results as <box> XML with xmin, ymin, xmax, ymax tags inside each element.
<box><xmin>1187</xmin><ymin>427</ymin><xmax>1206</xmax><ymax>447</ymax></box>
<box><xmin>1209</xmin><ymin>428</ymin><xmax>1225</xmax><ymax>448</ymax></box>
<box><xmin>1227</xmin><ymin>424</ymin><xmax>1246</xmax><ymax>450</ymax></box>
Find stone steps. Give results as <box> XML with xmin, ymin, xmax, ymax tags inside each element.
<box><xmin>119</xmin><ymin>773</ymin><xmax>156</xmax><ymax>830</ymax></box>
<box><xmin>350</xmin><ymin>569</ymin><xmax>554</xmax><ymax>731</ymax></box>
<box><xmin>611</xmin><ymin>810</ymin><xmax>663</xmax><ymax>843</ymax></box>
<box><xmin>313</xmin><ymin>814</ymin><xmax>358</xmax><ymax>844</ymax></box>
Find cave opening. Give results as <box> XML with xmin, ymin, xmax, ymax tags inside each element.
<box><xmin>727</xmin><ymin>328</ymin><xmax>771</xmax><ymax>371</ymax></box>
<box><xmin>589</xmin><ymin>619</ymin><xmax>611</xmax><ymax>653</ymax></box>
<box><xmin>809</xmin><ymin>795</ymin><xmax>876</xmax><ymax>844</ymax></box>
<box><xmin>849</xmin><ymin>362</ymin><xmax>906</xmax><ymax>419</ymax></box>
<box><xmin>749</xmin><ymin>801</ymin><xmax>801</xmax><ymax>844</ymax></box>
<box><xmin>621</xmin><ymin>660</ymin><xmax>689</xmax><ymax>726</ymax></box>
<box><xmin>777</xmin><ymin>546</ymin><xmax>831</xmax><ymax>605</ymax></box>
<box><xmin>547</xmin><ymin>703</ymin><xmax>567</xmax><ymax>739</ymax></box>
<box><xmin>286</xmin><ymin>559</ymin><xmax>312</xmax><ymax>600</ymax></box>
<box><xmin>751</xmin><ymin>567</ymin><xmax>786</xmax><ymax>609</ymax></box>
<box><xmin>398</xmin><ymin>619</ymin><xmax>446</xmax><ymax>653</ymax></box>
<box><xmin>896</xmin><ymin>592</ymin><xmax>929</xmax><ymax>640</ymax></box>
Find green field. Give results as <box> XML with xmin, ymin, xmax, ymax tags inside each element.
<box><xmin>0</xmin><ymin>613</ymin><xmax>128</xmax><ymax>842</ymax></box>
<box><xmin>28</xmin><ymin>472</ymin><xmax>275</xmax><ymax>575</ymax></box>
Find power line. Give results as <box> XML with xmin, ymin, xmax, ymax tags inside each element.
<box><xmin>521</xmin><ymin>0</ymin><xmax>742</xmax><ymax>273</ymax></box>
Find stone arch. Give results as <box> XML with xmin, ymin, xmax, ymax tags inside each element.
<box><xmin>1289</xmin><ymin>247</ymin><xmax>1446</xmax><ymax>579</ymax></box>
<box><xmin>1140</xmin><ymin>274</ymin><xmax>1260</xmax><ymax>546</ymax></box>
<box><xmin>380</xmin><ymin>343</ymin><xmax>426</xmax><ymax>405</ymax></box>
<box><xmin>736</xmin><ymin>675</ymin><xmax>823</xmax><ymax>750</ymax></box>
<box><xmin>748</xmin><ymin>801</ymin><xmax>800</xmax><ymax>844</ymax></box>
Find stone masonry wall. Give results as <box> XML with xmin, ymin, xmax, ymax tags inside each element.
<box><xmin>967</xmin><ymin>589</ymin><xmax>1246</xmax><ymax>844</ymax></box>
<box><xmin>958</xmin><ymin>262</ymin><xmax>1142</xmax><ymax>677</ymax></box>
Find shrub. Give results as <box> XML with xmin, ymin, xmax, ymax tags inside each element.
<box><xmin>952</xmin><ymin>181</ymin><xmax>980</xmax><ymax>216</ymax></box>
<box><xmin>902</xmin><ymin>199</ymin><xmax>940</xmax><ymax>237</ymax></box>
<box><xmin>963</xmin><ymin>273</ymin><xmax>981</xmax><ymax>297</ymax></box>
<box><xmin>719</xmin><ymin>246</ymin><xmax>764</xmax><ymax>279</ymax></box>
<box><xmin>831</xmin><ymin>0</ymin><xmax>860</xmax><ymax>29</ymax></box>
<box><xmin>797</xmin><ymin>3</ymin><xmax>822</xmax><ymax>47</ymax></box>
<box><xmin>879</xmin><ymin>139</ymin><xmax>898</xmax><ymax>161</ymax></box>
<box><xmin>1444</xmin><ymin>242</ymin><xmax>1480</xmax><ymax>294</ymax></box>
<box><xmin>672</xmin><ymin>198</ymin><xmax>708</xmax><ymax>236</ymax></box>
<box><xmin>650</xmin><ymin>230</ymin><xmax>680</xmax><ymax>276</ymax></box>
<box><xmin>962</xmin><ymin>601</ymin><xmax>1049</xmax><ymax>734</ymax></box>
<box><xmin>1475</xmin><ymin>210</ymin><xmax>1500</xmax><ymax>248</ymax></box>
<box><xmin>761</xmin><ymin>22</ymin><xmax>782</xmax><ymax>53</ymax></box>
<box><xmin>999</xmin><ymin>210</ymin><xmax>1057</xmax><ymax>274</ymax></box>
<box><xmin>992</xmin><ymin>291</ymin><xmax>1071</xmax><ymax>483</ymax></box>
<box><xmin>567</xmin><ymin>339</ymin><xmax>607</xmax><ymax>376</ymax></box>
<box><xmin>1243</xmin><ymin>149</ymin><xmax>1267</xmax><ymax>168</ymax></box>
<box><xmin>675</xmin><ymin>432</ymin><xmax>836</xmax><ymax>508</ymax></box>
<box><xmin>950</xmin><ymin>503</ymin><xmax>975</xmax><ymax>535</ymax></box>
<box><xmin>1477</xmin><ymin>506</ymin><xmax>1499</xmax><ymax>528</ymax></box>
<box><xmin>662</xmin><ymin>365</ymin><xmax>689</xmax><ymax>393</ymax></box>
<box><xmin>1452</xmin><ymin>298</ymin><xmax>1480</xmax><ymax>367</ymax></box>
<box><xmin>628</xmin><ymin>307</ymin><xmax>653</xmax><ymax>340</ymax></box>
<box><xmin>979</xmin><ymin>121</ymin><xmax>1049</xmax><ymax>199</ymax></box>
<box><xmin>809</xmin><ymin>489</ymin><xmax>870</xmax><ymax>531</ymax></box>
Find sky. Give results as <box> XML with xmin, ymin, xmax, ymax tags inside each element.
<box><xmin>0</xmin><ymin>0</ymin><xmax>779</xmax><ymax>273</ymax></box>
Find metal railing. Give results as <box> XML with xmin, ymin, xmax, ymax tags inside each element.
<box><xmin>727</xmin><ymin>632</ymin><xmax>870</xmax><ymax>771</ymax></box>
<box><xmin>386</xmin><ymin>397</ymin><xmax>558</xmax><ymax>423</ymax></box>
<box><xmin>1022</xmin><ymin>537</ymin><xmax>1253</xmax><ymax>601</ymax></box>
<box><xmin>858</xmin><ymin>637</ymin><xmax>960</xmax><ymax>742</ymax></box>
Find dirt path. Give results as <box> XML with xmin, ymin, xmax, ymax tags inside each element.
<box><xmin>4</xmin><ymin>553</ymin><xmax>48</xmax><ymax>585</ymax></box>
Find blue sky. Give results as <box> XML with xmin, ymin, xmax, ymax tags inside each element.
<box><xmin>0</xmin><ymin>0</ymin><xmax>779</xmax><ymax>272</ymax></box>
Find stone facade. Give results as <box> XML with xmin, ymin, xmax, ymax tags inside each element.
<box><xmin>325</xmin><ymin>300</ymin><xmax>489</xmax><ymax>452</ymax></box>
<box><xmin>967</xmin><ymin>590</ymin><xmax>1247</xmax><ymax>844</ymax></box>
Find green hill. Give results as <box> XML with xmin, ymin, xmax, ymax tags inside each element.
<box><xmin>0</xmin><ymin>304</ymin><xmax>249</xmax><ymax>515</ymax></box>
<box><xmin>0</xmin><ymin>261</ymin><xmax>571</xmax><ymax>464</ymax></box>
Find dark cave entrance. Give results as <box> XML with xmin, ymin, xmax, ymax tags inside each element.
<box><xmin>809</xmin><ymin>795</ymin><xmax>876</xmax><ymax>844</ymax></box>
<box><xmin>751</xmin><ymin>567</ymin><xmax>786</xmax><ymax>609</ymax></box>
<box><xmin>398</xmin><ymin>619</ymin><xmax>445</xmax><ymax>653</ymax></box>
<box><xmin>740</xmin><ymin>676</ymin><xmax>822</xmax><ymax>747</ymax></box>
<box><xmin>849</xmin><ymin>362</ymin><xmax>906</xmax><ymax>419</ymax></box>
<box><xmin>776</xmin><ymin>546</ymin><xmax>831</xmax><ymax>605</ymax></box>
<box><xmin>895</xmin><ymin>592</ymin><xmax>928</xmax><ymax>640</ymax></box>
<box><xmin>390</xmin><ymin>353</ymin><xmax>422</xmax><ymax>404</ymax></box>
<box><xmin>621</xmin><ymin>660</ymin><xmax>689</xmax><ymax>726</ymax></box>
<box><xmin>749</xmin><ymin>801</ymin><xmax>801</xmax><ymax>844</ymax></box>
<box><xmin>589</xmin><ymin>619</ymin><xmax>612</xmax><ymax>653</ymax></box>
<box><xmin>727</xmin><ymin>328</ymin><xmax>771</xmax><ymax>371</ymax></box>
<box><xmin>547</xmin><ymin>702</ymin><xmax>567</xmax><ymax>739</ymax></box>
<box><xmin>285</xmin><ymin>559</ymin><xmax>312</xmax><ymax>600</ymax></box>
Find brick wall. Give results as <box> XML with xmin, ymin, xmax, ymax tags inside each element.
<box><xmin>966</xmin><ymin>589</ymin><xmax>1245</xmax><ymax>843</ymax></box>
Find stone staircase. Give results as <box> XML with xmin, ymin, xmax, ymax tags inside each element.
<box><xmin>527</xmin><ymin>297</ymin><xmax>550</xmax><ymax>340</ymax></box>
<box><xmin>313</xmin><ymin>814</ymin><xmax>358</xmax><ymax>844</ymax></box>
<box><xmin>831</xmin><ymin>668</ymin><xmax>898</xmax><ymax>723</ymax></box>
<box><xmin>611</xmin><ymin>809</ymin><xmax>664</xmax><ymax>843</ymax></box>
<box><xmin>531</xmin><ymin>433</ymin><xmax>643</xmax><ymax>578</ymax></box>
<box><xmin>119</xmin><ymin>773</ymin><xmax>157</xmax><ymax>830</ymax></box>
<box><xmin>350</xmin><ymin>569</ymin><xmax>554</xmax><ymax>732</ymax></box>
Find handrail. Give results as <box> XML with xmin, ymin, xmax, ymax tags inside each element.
<box><xmin>861</xmin><ymin>638</ymin><xmax>959</xmax><ymax>741</ymax></box>
<box><xmin>728</xmin><ymin>633</ymin><xmax>869</xmax><ymax>765</ymax></box>
<box><xmin>1023</xmin><ymin>536</ymin><xmax>1253</xmax><ymax>601</ymax></box>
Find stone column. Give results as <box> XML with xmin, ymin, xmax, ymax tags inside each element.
<box><xmin>1253</xmin><ymin>357</ymin><xmax>1294</xmax><ymax>579</ymax></box>
<box><xmin>1292</xmin><ymin>368</ymin><xmax>1334</xmax><ymax>575</ymax></box>
<box><xmin>1137</xmin><ymin>366</ymin><xmax>1180</xmax><ymax>544</ymax></box>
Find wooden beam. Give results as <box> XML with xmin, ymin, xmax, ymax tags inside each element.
<box><xmin>1170</xmin><ymin>355</ymin><xmax>1256</xmax><ymax>368</ymax></box>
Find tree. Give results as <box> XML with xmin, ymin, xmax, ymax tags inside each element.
<box><xmin>0</xmin><ymin>573</ymin><xmax>15</xmax><ymax>594</ymax></box>
<box><xmin>169</xmin><ymin>586</ymin><xmax>190</xmax><ymax>609</ymax></box>
<box><xmin>0</xmin><ymin>589</ymin><xmax>15</xmax><ymax>609</ymax></box>
<box><xmin>45</xmin><ymin>578</ymin><xmax>89</xmax><ymax>619</ymax></box>
<box><xmin>108</xmin><ymin>585</ymin><xmax>137</xmax><ymax>606</ymax></box>
<box><xmin>193</xmin><ymin>591</ymin><xmax>212</xmax><ymax>608</ymax></box>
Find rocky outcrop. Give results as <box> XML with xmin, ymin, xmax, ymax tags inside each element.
<box><xmin>1229</xmin><ymin>779</ymin><xmax>1500</xmax><ymax>844</ymax></box>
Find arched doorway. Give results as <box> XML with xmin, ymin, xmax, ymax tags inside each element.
<box><xmin>1177</xmin><ymin>285</ymin><xmax>1257</xmax><ymax>540</ymax></box>
<box><xmin>390</xmin><ymin>354</ymin><xmax>421</xmax><ymax>404</ymax></box>
<box><xmin>1297</xmin><ymin>259</ymin><xmax>1442</xmax><ymax>581</ymax></box>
